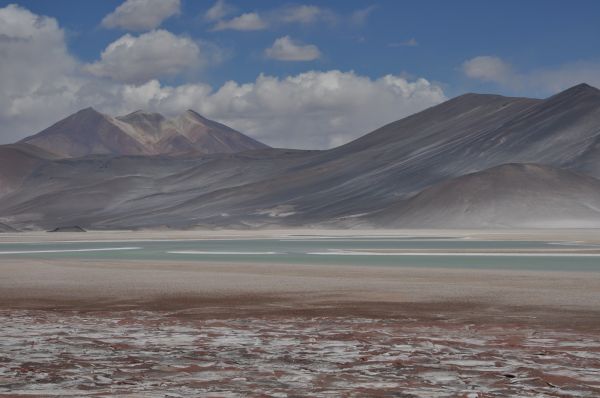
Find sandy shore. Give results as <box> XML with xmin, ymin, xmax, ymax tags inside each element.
<box><xmin>3</xmin><ymin>227</ymin><xmax>600</xmax><ymax>243</ymax></box>
<box><xmin>1</xmin><ymin>256</ymin><xmax>600</xmax><ymax>329</ymax></box>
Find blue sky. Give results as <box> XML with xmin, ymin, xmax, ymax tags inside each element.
<box><xmin>7</xmin><ymin>0</ymin><xmax>600</xmax><ymax>97</ymax></box>
<box><xmin>1</xmin><ymin>0</ymin><xmax>599</xmax><ymax>147</ymax></box>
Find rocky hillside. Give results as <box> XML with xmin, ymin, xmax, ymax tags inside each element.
<box><xmin>20</xmin><ymin>108</ymin><xmax>268</xmax><ymax>158</ymax></box>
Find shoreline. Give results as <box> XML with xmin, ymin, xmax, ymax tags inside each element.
<box><xmin>2</xmin><ymin>227</ymin><xmax>600</xmax><ymax>243</ymax></box>
<box><xmin>1</xmin><ymin>229</ymin><xmax>600</xmax><ymax>320</ymax></box>
<box><xmin>1</xmin><ymin>257</ymin><xmax>599</xmax><ymax>331</ymax></box>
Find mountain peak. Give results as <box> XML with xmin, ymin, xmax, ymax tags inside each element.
<box><xmin>454</xmin><ymin>92</ymin><xmax>505</xmax><ymax>99</ymax></box>
<box><xmin>441</xmin><ymin>92</ymin><xmax>527</xmax><ymax>108</ymax></box>
<box><xmin>568</xmin><ymin>82</ymin><xmax>599</xmax><ymax>93</ymax></box>
<box><xmin>460</xmin><ymin>90</ymin><xmax>539</xmax><ymax>103</ymax></box>
<box><xmin>65</xmin><ymin>107</ymin><xmax>109</xmax><ymax>124</ymax></box>
<box><xmin>19</xmin><ymin>107</ymin><xmax>269</xmax><ymax>158</ymax></box>
<box><xmin>77</xmin><ymin>107</ymin><xmax>103</xmax><ymax>116</ymax></box>
<box><xmin>183</xmin><ymin>109</ymin><xmax>209</xmax><ymax>122</ymax></box>
<box><xmin>177</xmin><ymin>109</ymin><xmax>234</xmax><ymax>131</ymax></box>
<box><xmin>549</xmin><ymin>83</ymin><xmax>600</xmax><ymax>101</ymax></box>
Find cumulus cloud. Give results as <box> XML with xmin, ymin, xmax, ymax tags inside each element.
<box><xmin>462</xmin><ymin>55</ymin><xmax>600</xmax><ymax>94</ymax></box>
<box><xmin>102</xmin><ymin>0</ymin><xmax>180</xmax><ymax>31</ymax></box>
<box><xmin>277</xmin><ymin>5</ymin><xmax>329</xmax><ymax>24</ymax></box>
<box><xmin>210</xmin><ymin>5</ymin><xmax>336</xmax><ymax>31</ymax></box>
<box><xmin>0</xmin><ymin>4</ymin><xmax>446</xmax><ymax>150</ymax></box>
<box><xmin>462</xmin><ymin>55</ymin><xmax>514</xmax><ymax>84</ymax></box>
<box><xmin>265</xmin><ymin>36</ymin><xmax>321</xmax><ymax>62</ymax></box>
<box><xmin>0</xmin><ymin>4</ymin><xmax>83</xmax><ymax>143</ymax></box>
<box><xmin>204</xmin><ymin>0</ymin><xmax>235</xmax><ymax>22</ymax></box>
<box><xmin>212</xmin><ymin>12</ymin><xmax>267</xmax><ymax>31</ymax></box>
<box><xmin>118</xmin><ymin>72</ymin><xmax>446</xmax><ymax>148</ymax></box>
<box><xmin>85</xmin><ymin>30</ymin><xmax>200</xmax><ymax>84</ymax></box>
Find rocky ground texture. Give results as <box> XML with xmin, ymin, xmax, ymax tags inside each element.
<box><xmin>1</xmin><ymin>310</ymin><xmax>599</xmax><ymax>397</ymax></box>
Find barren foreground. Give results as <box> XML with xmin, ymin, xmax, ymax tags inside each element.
<box><xmin>2</xmin><ymin>309</ymin><xmax>599</xmax><ymax>397</ymax></box>
<box><xmin>1</xmin><ymin>230</ymin><xmax>599</xmax><ymax>396</ymax></box>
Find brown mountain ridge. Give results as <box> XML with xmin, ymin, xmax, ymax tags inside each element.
<box><xmin>20</xmin><ymin>108</ymin><xmax>269</xmax><ymax>158</ymax></box>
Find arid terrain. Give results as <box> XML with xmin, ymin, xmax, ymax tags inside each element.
<box><xmin>1</xmin><ymin>229</ymin><xmax>599</xmax><ymax>396</ymax></box>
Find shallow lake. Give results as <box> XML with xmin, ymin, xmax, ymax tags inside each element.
<box><xmin>0</xmin><ymin>237</ymin><xmax>599</xmax><ymax>272</ymax></box>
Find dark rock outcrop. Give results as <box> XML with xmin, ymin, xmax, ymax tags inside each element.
<box><xmin>48</xmin><ymin>226</ymin><xmax>87</xmax><ymax>232</ymax></box>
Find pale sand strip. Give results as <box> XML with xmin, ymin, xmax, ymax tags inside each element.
<box><xmin>0</xmin><ymin>247</ymin><xmax>141</xmax><ymax>255</ymax></box>
<box><xmin>308</xmin><ymin>250</ymin><xmax>600</xmax><ymax>256</ymax></box>
<box><xmin>1</xmin><ymin>228</ymin><xmax>600</xmax><ymax>244</ymax></box>
<box><xmin>1</xmin><ymin>257</ymin><xmax>600</xmax><ymax>317</ymax></box>
<box><xmin>168</xmin><ymin>250</ymin><xmax>279</xmax><ymax>255</ymax></box>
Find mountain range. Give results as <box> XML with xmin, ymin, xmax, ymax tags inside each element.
<box><xmin>1</xmin><ymin>83</ymin><xmax>600</xmax><ymax>230</ymax></box>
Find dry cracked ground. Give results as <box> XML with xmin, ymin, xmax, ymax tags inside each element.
<box><xmin>0</xmin><ymin>310</ymin><xmax>599</xmax><ymax>397</ymax></box>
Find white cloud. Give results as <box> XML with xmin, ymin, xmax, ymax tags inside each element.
<box><xmin>203</xmin><ymin>71</ymin><xmax>446</xmax><ymax>148</ymax></box>
<box><xmin>210</xmin><ymin>5</ymin><xmax>336</xmax><ymax>31</ymax></box>
<box><xmin>0</xmin><ymin>4</ymin><xmax>446</xmax><ymax>150</ymax></box>
<box><xmin>85</xmin><ymin>30</ymin><xmax>200</xmax><ymax>84</ymax></box>
<box><xmin>119</xmin><ymin>72</ymin><xmax>446</xmax><ymax>149</ymax></box>
<box><xmin>462</xmin><ymin>55</ymin><xmax>514</xmax><ymax>84</ymax></box>
<box><xmin>265</xmin><ymin>36</ymin><xmax>321</xmax><ymax>62</ymax></box>
<box><xmin>101</xmin><ymin>0</ymin><xmax>179</xmax><ymax>31</ymax></box>
<box><xmin>0</xmin><ymin>4</ymin><xmax>83</xmax><ymax>143</ymax></box>
<box><xmin>462</xmin><ymin>55</ymin><xmax>600</xmax><ymax>94</ymax></box>
<box><xmin>278</xmin><ymin>5</ymin><xmax>325</xmax><ymax>24</ymax></box>
<box><xmin>350</xmin><ymin>5</ymin><xmax>376</xmax><ymax>25</ymax></box>
<box><xmin>212</xmin><ymin>12</ymin><xmax>267</xmax><ymax>31</ymax></box>
<box><xmin>204</xmin><ymin>0</ymin><xmax>235</xmax><ymax>22</ymax></box>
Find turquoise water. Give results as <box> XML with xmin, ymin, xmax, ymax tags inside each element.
<box><xmin>0</xmin><ymin>238</ymin><xmax>599</xmax><ymax>272</ymax></box>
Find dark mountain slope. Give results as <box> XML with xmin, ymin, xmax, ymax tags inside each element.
<box><xmin>0</xmin><ymin>143</ymin><xmax>56</xmax><ymax>197</ymax></box>
<box><xmin>0</xmin><ymin>222</ymin><xmax>17</xmax><ymax>232</ymax></box>
<box><xmin>238</xmin><ymin>83</ymin><xmax>600</xmax><ymax>221</ymax></box>
<box><xmin>371</xmin><ymin>163</ymin><xmax>600</xmax><ymax>228</ymax></box>
<box><xmin>0</xmin><ymin>149</ymin><xmax>318</xmax><ymax>230</ymax></box>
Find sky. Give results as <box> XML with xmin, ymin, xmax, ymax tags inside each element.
<box><xmin>1</xmin><ymin>0</ymin><xmax>599</xmax><ymax>148</ymax></box>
